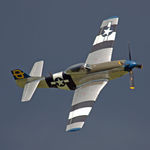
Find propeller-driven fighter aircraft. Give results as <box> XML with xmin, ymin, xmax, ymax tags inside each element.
<box><xmin>11</xmin><ymin>16</ymin><xmax>142</xmax><ymax>132</ymax></box>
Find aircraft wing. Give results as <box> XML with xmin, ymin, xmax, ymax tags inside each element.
<box><xmin>66</xmin><ymin>80</ymin><xmax>107</xmax><ymax>132</ymax></box>
<box><xmin>85</xmin><ymin>16</ymin><xmax>119</xmax><ymax>65</ymax></box>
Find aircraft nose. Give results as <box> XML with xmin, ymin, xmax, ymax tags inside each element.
<box><xmin>125</xmin><ymin>60</ymin><xmax>136</xmax><ymax>65</ymax></box>
<box><xmin>124</xmin><ymin>60</ymin><xmax>143</xmax><ymax>71</ymax></box>
<box><xmin>131</xmin><ymin>61</ymin><xmax>137</xmax><ymax>67</ymax></box>
<box><xmin>124</xmin><ymin>60</ymin><xmax>137</xmax><ymax>71</ymax></box>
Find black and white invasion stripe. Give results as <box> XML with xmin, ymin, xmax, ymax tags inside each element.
<box><xmin>91</xmin><ymin>40</ymin><xmax>114</xmax><ymax>52</ymax></box>
<box><xmin>66</xmin><ymin>100</ymin><xmax>95</xmax><ymax>131</ymax></box>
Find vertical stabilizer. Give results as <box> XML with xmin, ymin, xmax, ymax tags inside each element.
<box><xmin>30</xmin><ymin>61</ymin><xmax>44</xmax><ymax>77</ymax></box>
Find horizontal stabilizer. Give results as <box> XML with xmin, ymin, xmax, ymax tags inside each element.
<box><xmin>21</xmin><ymin>80</ymin><xmax>40</xmax><ymax>102</ymax></box>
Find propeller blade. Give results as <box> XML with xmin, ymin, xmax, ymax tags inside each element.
<box><xmin>128</xmin><ymin>43</ymin><xmax>132</xmax><ymax>60</ymax></box>
<box><xmin>129</xmin><ymin>70</ymin><xmax>135</xmax><ymax>89</ymax></box>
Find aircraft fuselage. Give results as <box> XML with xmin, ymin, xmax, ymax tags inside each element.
<box><xmin>15</xmin><ymin>60</ymin><xmax>129</xmax><ymax>89</ymax></box>
<box><xmin>36</xmin><ymin>60</ymin><xmax>128</xmax><ymax>90</ymax></box>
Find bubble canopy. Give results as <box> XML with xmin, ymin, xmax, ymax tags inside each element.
<box><xmin>65</xmin><ymin>63</ymin><xmax>85</xmax><ymax>73</ymax></box>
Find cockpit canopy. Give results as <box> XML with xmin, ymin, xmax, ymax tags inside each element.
<box><xmin>65</xmin><ymin>63</ymin><xmax>91</xmax><ymax>74</ymax></box>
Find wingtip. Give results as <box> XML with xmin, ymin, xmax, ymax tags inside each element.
<box><xmin>66</xmin><ymin>128</ymin><xmax>81</xmax><ymax>132</ymax></box>
<box><xmin>21</xmin><ymin>98</ymin><xmax>31</xmax><ymax>102</ymax></box>
<box><xmin>104</xmin><ymin>16</ymin><xmax>119</xmax><ymax>20</ymax></box>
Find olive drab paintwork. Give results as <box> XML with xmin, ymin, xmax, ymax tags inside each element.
<box><xmin>14</xmin><ymin>60</ymin><xmax>128</xmax><ymax>90</ymax></box>
<box><xmin>64</xmin><ymin>60</ymin><xmax>128</xmax><ymax>87</ymax></box>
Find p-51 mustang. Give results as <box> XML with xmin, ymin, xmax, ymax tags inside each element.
<box><xmin>11</xmin><ymin>16</ymin><xmax>142</xmax><ymax>132</ymax></box>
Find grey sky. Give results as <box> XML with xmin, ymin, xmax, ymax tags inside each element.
<box><xmin>0</xmin><ymin>0</ymin><xmax>149</xmax><ymax>150</ymax></box>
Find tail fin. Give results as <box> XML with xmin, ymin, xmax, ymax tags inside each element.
<box><xmin>11</xmin><ymin>69</ymin><xmax>30</xmax><ymax>80</ymax></box>
<box><xmin>29</xmin><ymin>60</ymin><xmax>44</xmax><ymax>77</ymax></box>
<box><xmin>11</xmin><ymin>60</ymin><xmax>44</xmax><ymax>102</ymax></box>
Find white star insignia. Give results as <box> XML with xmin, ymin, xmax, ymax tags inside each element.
<box><xmin>102</xmin><ymin>28</ymin><xmax>113</xmax><ymax>36</ymax></box>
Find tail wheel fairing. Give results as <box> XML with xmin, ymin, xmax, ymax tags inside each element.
<box><xmin>45</xmin><ymin>72</ymin><xmax>76</xmax><ymax>90</ymax></box>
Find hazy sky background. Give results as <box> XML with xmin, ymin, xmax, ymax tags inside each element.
<box><xmin>0</xmin><ymin>0</ymin><xmax>149</xmax><ymax>149</ymax></box>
